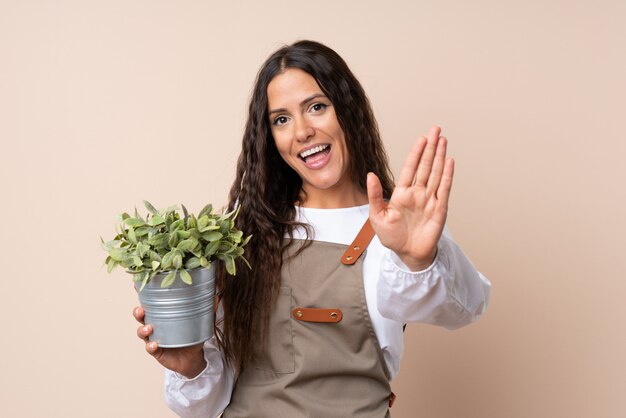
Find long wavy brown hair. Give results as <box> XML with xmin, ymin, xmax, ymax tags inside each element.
<box><xmin>215</xmin><ymin>40</ymin><xmax>395</xmax><ymax>373</ymax></box>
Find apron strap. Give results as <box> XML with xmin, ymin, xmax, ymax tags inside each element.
<box><xmin>341</xmin><ymin>219</ymin><xmax>375</xmax><ymax>265</ymax></box>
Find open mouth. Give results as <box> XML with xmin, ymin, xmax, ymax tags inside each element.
<box><xmin>299</xmin><ymin>144</ymin><xmax>330</xmax><ymax>162</ymax></box>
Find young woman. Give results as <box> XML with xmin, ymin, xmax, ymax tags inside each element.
<box><xmin>134</xmin><ymin>40</ymin><xmax>491</xmax><ymax>417</ymax></box>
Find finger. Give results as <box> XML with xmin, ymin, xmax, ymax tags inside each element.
<box><xmin>414</xmin><ymin>126</ymin><xmax>441</xmax><ymax>187</ymax></box>
<box><xmin>146</xmin><ymin>341</ymin><xmax>163</xmax><ymax>358</ymax></box>
<box><xmin>396</xmin><ymin>136</ymin><xmax>427</xmax><ymax>187</ymax></box>
<box><xmin>133</xmin><ymin>306</ymin><xmax>145</xmax><ymax>325</ymax></box>
<box><xmin>437</xmin><ymin>157</ymin><xmax>455</xmax><ymax>208</ymax></box>
<box><xmin>137</xmin><ymin>324</ymin><xmax>152</xmax><ymax>342</ymax></box>
<box><xmin>426</xmin><ymin>136</ymin><xmax>447</xmax><ymax>194</ymax></box>
<box><xmin>367</xmin><ymin>173</ymin><xmax>387</xmax><ymax>218</ymax></box>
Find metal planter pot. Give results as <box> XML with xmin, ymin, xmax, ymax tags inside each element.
<box><xmin>134</xmin><ymin>266</ymin><xmax>215</xmax><ymax>348</ymax></box>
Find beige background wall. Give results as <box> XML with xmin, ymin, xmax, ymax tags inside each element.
<box><xmin>1</xmin><ymin>1</ymin><xmax>624</xmax><ymax>417</ymax></box>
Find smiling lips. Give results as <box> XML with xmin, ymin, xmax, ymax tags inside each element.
<box><xmin>299</xmin><ymin>144</ymin><xmax>331</xmax><ymax>169</ymax></box>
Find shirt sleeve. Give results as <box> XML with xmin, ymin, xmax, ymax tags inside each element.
<box><xmin>163</xmin><ymin>337</ymin><xmax>235</xmax><ymax>418</ymax></box>
<box><xmin>163</xmin><ymin>301</ymin><xmax>236</xmax><ymax>418</ymax></box>
<box><xmin>376</xmin><ymin>227</ymin><xmax>491</xmax><ymax>329</ymax></box>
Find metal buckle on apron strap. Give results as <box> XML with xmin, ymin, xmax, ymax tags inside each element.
<box><xmin>292</xmin><ymin>307</ymin><xmax>343</xmax><ymax>323</ymax></box>
<box><xmin>341</xmin><ymin>219</ymin><xmax>376</xmax><ymax>265</ymax></box>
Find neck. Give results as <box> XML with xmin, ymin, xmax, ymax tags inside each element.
<box><xmin>297</xmin><ymin>187</ymin><xmax>368</xmax><ymax>209</ymax></box>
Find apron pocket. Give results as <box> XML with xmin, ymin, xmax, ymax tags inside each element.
<box><xmin>254</xmin><ymin>286</ymin><xmax>295</xmax><ymax>374</ymax></box>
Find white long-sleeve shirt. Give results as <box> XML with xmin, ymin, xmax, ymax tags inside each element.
<box><xmin>164</xmin><ymin>205</ymin><xmax>491</xmax><ymax>418</ymax></box>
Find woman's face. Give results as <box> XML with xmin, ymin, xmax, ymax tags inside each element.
<box><xmin>267</xmin><ymin>68</ymin><xmax>358</xmax><ymax>207</ymax></box>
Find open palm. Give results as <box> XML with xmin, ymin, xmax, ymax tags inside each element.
<box><xmin>367</xmin><ymin>126</ymin><xmax>454</xmax><ymax>271</ymax></box>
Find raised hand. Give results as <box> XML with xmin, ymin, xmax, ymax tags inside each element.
<box><xmin>134</xmin><ymin>306</ymin><xmax>207</xmax><ymax>379</ymax></box>
<box><xmin>367</xmin><ymin>125</ymin><xmax>454</xmax><ymax>271</ymax></box>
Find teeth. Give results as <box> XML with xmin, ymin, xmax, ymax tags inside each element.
<box><xmin>299</xmin><ymin>145</ymin><xmax>329</xmax><ymax>159</ymax></box>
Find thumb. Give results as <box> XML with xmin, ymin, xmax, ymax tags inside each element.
<box><xmin>367</xmin><ymin>172</ymin><xmax>386</xmax><ymax>218</ymax></box>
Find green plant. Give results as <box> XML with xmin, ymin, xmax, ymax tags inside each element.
<box><xmin>101</xmin><ymin>201</ymin><xmax>251</xmax><ymax>290</ymax></box>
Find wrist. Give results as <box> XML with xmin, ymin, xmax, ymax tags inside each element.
<box><xmin>180</xmin><ymin>347</ymin><xmax>207</xmax><ymax>379</ymax></box>
<box><xmin>397</xmin><ymin>249</ymin><xmax>437</xmax><ymax>272</ymax></box>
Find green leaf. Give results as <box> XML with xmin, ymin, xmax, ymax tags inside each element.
<box><xmin>204</xmin><ymin>240</ymin><xmax>220</xmax><ymax>257</ymax></box>
<box><xmin>198</xmin><ymin>215</ymin><xmax>209</xmax><ymax>231</ymax></box>
<box><xmin>242</xmin><ymin>234</ymin><xmax>252</xmax><ymax>246</ymax></box>
<box><xmin>173</xmin><ymin>253</ymin><xmax>183</xmax><ymax>269</ymax></box>
<box><xmin>240</xmin><ymin>255</ymin><xmax>251</xmax><ymax>270</ymax></box>
<box><xmin>139</xmin><ymin>272</ymin><xmax>150</xmax><ymax>291</ymax></box>
<box><xmin>131</xmin><ymin>270</ymin><xmax>147</xmax><ymax>282</ymax></box>
<box><xmin>101</xmin><ymin>239</ymin><xmax>120</xmax><ymax>251</ymax></box>
<box><xmin>224</xmin><ymin>256</ymin><xmax>236</xmax><ymax>275</ymax></box>
<box><xmin>179</xmin><ymin>269</ymin><xmax>193</xmax><ymax>285</ymax></box>
<box><xmin>120</xmin><ymin>258</ymin><xmax>134</xmax><ymax>268</ymax></box>
<box><xmin>124</xmin><ymin>217</ymin><xmax>145</xmax><ymax>227</ymax></box>
<box><xmin>162</xmin><ymin>205</ymin><xmax>179</xmax><ymax>215</ymax></box>
<box><xmin>219</xmin><ymin>241</ymin><xmax>235</xmax><ymax>253</ymax></box>
<box><xmin>162</xmin><ymin>250</ymin><xmax>175</xmax><ymax>269</ymax></box>
<box><xmin>170</xmin><ymin>219</ymin><xmax>184</xmax><ymax>231</ymax></box>
<box><xmin>182</xmin><ymin>204</ymin><xmax>189</xmax><ymax>221</ymax></box>
<box><xmin>228</xmin><ymin>205</ymin><xmax>241</xmax><ymax>221</ymax></box>
<box><xmin>165</xmin><ymin>212</ymin><xmax>174</xmax><ymax>229</ymax></box>
<box><xmin>188</xmin><ymin>214</ymin><xmax>197</xmax><ymax>229</ymax></box>
<box><xmin>177</xmin><ymin>238</ymin><xmax>198</xmax><ymax>252</ymax></box>
<box><xmin>117</xmin><ymin>223</ymin><xmax>127</xmax><ymax>238</ymax></box>
<box><xmin>202</xmin><ymin>231</ymin><xmax>222</xmax><ymax>242</ymax></box>
<box><xmin>151</xmin><ymin>260</ymin><xmax>160</xmax><ymax>270</ymax></box>
<box><xmin>144</xmin><ymin>200</ymin><xmax>159</xmax><ymax>215</ymax></box>
<box><xmin>200</xmin><ymin>225</ymin><xmax>220</xmax><ymax>232</ymax></box>
<box><xmin>133</xmin><ymin>256</ymin><xmax>143</xmax><ymax>267</ymax></box>
<box><xmin>185</xmin><ymin>257</ymin><xmax>201</xmax><ymax>269</ymax></box>
<box><xmin>135</xmin><ymin>226</ymin><xmax>150</xmax><ymax>237</ymax></box>
<box><xmin>147</xmin><ymin>233</ymin><xmax>168</xmax><ymax>248</ymax></box>
<box><xmin>190</xmin><ymin>247</ymin><xmax>202</xmax><ymax>258</ymax></box>
<box><xmin>198</xmin><ymin>203</ymin><xmax>213</xmax><ymax>218</ymax></box>
<box><xmin>177</xmin><ymin>230</ymin><xmax>191</xmax><ymax>240</ymax></box>
<box><xmin>136</xmin><ymin>242</ymin><xmax>149</xmax><ymax>258</ymax></box>
<box><xmin>220</xmin><ymin>206</ymin><xmax>238</xmax><ymax>220</ymax></box>
<box><xmin>148</xmin><ymin>214</ymin><xmax>165</xmax><ymax>227</ymax></box>
<box><xmin>168</xmin><ymin>232</ymin><xmax>179</xmax><ymax>248</ymax></box>
<box><xmin>128</xmin><ymin>226</ymin><xmax>137</xmax><ymax>244</ymax></box>
<box><xmin>149</xmin><ymin>251</ymin><xmax>162</xmax><ymax>262</ymax></box>
<box><xmin>107</xmin><ymin>258</ymin><xmax>118</xmax><ymax>273</ymax></box>
<box><xmin>161</xmin><ymin>270</ymin><xmax>177</xmax><ymax>288</ymax></box>
<box><xmin>200</xmin><ymin>256</ymin><xmax>209</xmax><ymax>267</ymax></box>
<box><xmin>219</xmin><ymin>220</ymin><xmax>231</xmax><ymax>235</ymax></box>
<box><xmin>109</xmin><ymin>248</ymin><xmax>129</xmax><ymax>261</ymax></box>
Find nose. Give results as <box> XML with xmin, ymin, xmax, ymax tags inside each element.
<box><xmin>294</xmin><ymin>116</ymin><xmax>314</xmax><ymax>143</ymax></box>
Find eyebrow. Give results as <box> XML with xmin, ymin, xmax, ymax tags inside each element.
<box><xmin>268</xmin><ymin>93</ymin><xmax>327</xmax><ymax>116</ymax></box>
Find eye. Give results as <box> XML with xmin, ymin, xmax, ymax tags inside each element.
<box><xmin>272</xmin><ymin>115</ymin><xmax>289</xmax><ymax>126</ymax></box>
<box><xmin>309</xmin><ymin>103</ymin><xmax>328</xmax><ymax>113</ymax></box>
